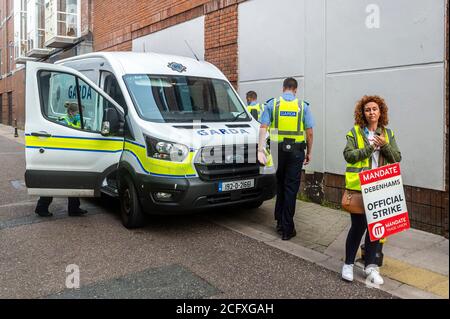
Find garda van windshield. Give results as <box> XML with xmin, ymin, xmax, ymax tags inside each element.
<box><xmin>123</xmin><ymin>74</ymin><xmax>250</xmax><ymax>123</ymax></box>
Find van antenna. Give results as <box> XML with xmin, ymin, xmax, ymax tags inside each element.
<box><xmin>185</xmin><ymin>40</ymin><xmax>200</xmax><ymax>61</ymax></box>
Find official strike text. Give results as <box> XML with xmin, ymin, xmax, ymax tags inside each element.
<box><xmin>367</xmin><ymin>194</ymin><xmax>404</xmax><ymax>220</ymax></box>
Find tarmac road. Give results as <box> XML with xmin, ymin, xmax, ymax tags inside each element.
<box><xmin>0</xmin><ymin>134</ymin><xmax>394</xmax><ymax>299</ymax></box>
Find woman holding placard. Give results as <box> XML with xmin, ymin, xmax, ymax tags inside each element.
<box><xmin>341</xmin><ymin>95</ymin><xmax>402</xmax><ymax>285</ymax></box>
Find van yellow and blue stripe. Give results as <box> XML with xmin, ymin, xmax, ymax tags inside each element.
<box><xmin>25</xmin><ymin>134</ymin><xmax>124</xmax><ymax>153</ymax></box>
<box><xmin>123</xmin><ymin>141</ymin><xmax>197</xmax><ymax>178</ymax></box>
<box><xmin>25</xmin><ymin>134</ymin><xmax>198</xmax><ymax>178</ymax></box>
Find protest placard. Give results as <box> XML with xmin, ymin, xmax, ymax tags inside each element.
<box><xmin>359</xmin><ymin>163</ymin><xmax>410</xmax><ymax>241</ymax></box>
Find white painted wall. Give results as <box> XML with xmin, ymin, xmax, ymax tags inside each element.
<box><xmin>132</xmin><ymin>16</ymin><xmax>205</xmax><ymax>60</ymax></box>
<box><xmin>239</xmin><ymin>0</ymin><xmax>447</xmax><ymax>190</ymax></box>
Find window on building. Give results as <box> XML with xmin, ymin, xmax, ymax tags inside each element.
<box><xmin>38</xmin><ymin>70</ymin><xmax>111</xmax><ymax>132</ymax></box>
<box><xmin>37</xmin><ymin>0</ymin><xmax>45</xmax><ymax>47</ymax></box>
<box><xmin>27</xmin><ymin>0</ymin><xmax>48</xmax><ymax>51</ymax></box>
<box><xmin>14</xmin><ymin>0</ymin><xmax>28</xmax><ymax>60</ymax></box>
<box><xmin>57</xmin><ymin>0</ymin><xmax>78</xmax><ymax>37</ymax></box>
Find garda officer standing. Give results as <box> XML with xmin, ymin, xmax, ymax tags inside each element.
<box><xmin>257</xmin><ymin>78</ymin><xmax>314</xmax><ymax>240</ymax></box>
<box><xmin>246</xmin><ymin>91</ymin><xmax>264</xmax><ymax>121</ymax></box>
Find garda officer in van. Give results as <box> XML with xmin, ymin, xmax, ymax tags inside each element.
<box><xmin>257</xmin><ymin>78</ymin><xmax>314</xmax><ymax>240</ymax></box>
<box><xmin>246</xmin><ymin>91</ymin><xmax>264</xmax><ymax>122</ymax></box>
<box><xmin>59</xmin><ymin>101</ymin><xmax>81</xmax><ymax>128</ymax></box>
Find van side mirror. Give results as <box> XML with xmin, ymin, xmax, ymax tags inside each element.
<box><xmin>250</xmin><ymin>109</ymin><xmax>258</xmax><ymax>120</ymax></box>
<box><xmin>101</xmin><ymin>108</ymin><xmax>122</xmax><ymax>136</ymax></box>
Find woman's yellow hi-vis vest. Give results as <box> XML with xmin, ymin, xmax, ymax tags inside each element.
<box><xmin>269</xmin><ymin>97</ymin><xmax>305</xmax><ymax>143</ymax></box>
<box><xmin>345</xmin><ymin>125</ymin><xmax>392</xmax><ymax>191</ymax></box>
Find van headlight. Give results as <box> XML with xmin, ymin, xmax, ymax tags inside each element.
<box><xmin>145</xmin><ymin>136</ymin><xmax>189</xmax><ymax>162</ymax></box>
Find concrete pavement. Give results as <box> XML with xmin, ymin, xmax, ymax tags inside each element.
<box><xmin>207</xmin><ymin>199</ymin><xmax>449</xmax><ymax>299</ymax></box>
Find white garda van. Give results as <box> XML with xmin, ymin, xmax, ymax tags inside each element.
<box><xmin>25</xmin><ymin>52</ymin><xmax>276</xmax><ymax>228</ymax></box>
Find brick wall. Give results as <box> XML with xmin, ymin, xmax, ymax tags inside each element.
<box><xmin>92</xmin><ymin>0</ymin><xmax>210</xmax><ymax>53</ymax></box>
<box><xmin>0</xmin><ymin>0</ymin><xmax>25</xmax><ymax>129</ymax></box>
<box><xmin>93</xmin><ymin>0</ymin><xmax>240</xmax><ymax>86</ymax></box>
<box><xmin>204</xmin><ymin>2</ymin><xmax>238</xmax><ymax>87</ymax></box>
<box><xmin>0</xmin><ymin>70</ymin><xmax>25</xmax><ymax>129</ymax></box>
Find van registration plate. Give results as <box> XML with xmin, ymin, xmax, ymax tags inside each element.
<box><xmin>218</xmin><ymin>179</ymin><xmax>254</xmax><ymax>192</ymax></box>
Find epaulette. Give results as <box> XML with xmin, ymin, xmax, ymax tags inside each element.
<box><xmin>265</xmin><ymin>98</ymin><xmax>274</xmax><ymax>104</ymax></box>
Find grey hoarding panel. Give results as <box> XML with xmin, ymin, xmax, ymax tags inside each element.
<box><xmin>327</xmin><ymin>0</ymin><xmax>445</xmax><ymax>73</ymax></box>
<box><xmin>304</xmin><ymin>0</ymin><xmax>327</xmax><ymax>174</ymax></box>
<box><xmin>238</xmin><ymin>0</ymin><xmax>305</xmax><ymax>82</ymax></box>
<box><xmin>325</xmin><ymin>64</ymin><xmax>445</xmax><ymax>190</ymax></box>
<box><xmin>239</xmin><ymin>77</ymin><xmax>305</xmax><ymax>106</ymax></box>
<box><xmin>132</xmin><ymin>17</ymin><xmax>205</xmax><ymax>60</ymax></box>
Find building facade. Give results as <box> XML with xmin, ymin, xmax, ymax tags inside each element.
<box><xmin>0</xmin><ymin>0</ymin><xmax>92</xmax><ymax>128</ymax></box>
<box><xmin>1</xmin><ymin>0</ymin><xmax>449</xmax><ymax>237</ymax></box>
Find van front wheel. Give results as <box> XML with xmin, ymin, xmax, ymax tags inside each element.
<box><xmin>119</xmin><ymin>174</ymin><xmax>145</xmax><ymax>228</ymax></box>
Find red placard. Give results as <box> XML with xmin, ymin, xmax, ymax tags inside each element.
<box><xmin>367</xmin><ymin>212</ymin><xmax>410</xmax><ymax>241</ymax></box>
<box><xmin>359</xmin><ymin>163</ymin><xmax>401</xmax><ymax>186</ymax></box>
<box><xmin>359</xmin><ymin>163</ymin><xmax>410</xmax><ymax>241</ymax></box>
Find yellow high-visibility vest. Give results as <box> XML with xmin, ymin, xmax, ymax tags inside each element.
<box><xmin>247</xmin><ymin>103</ymin><xmax>263</xmax><ymax>121</ymax></box>
<box><xmin>60</xmin><ymin>115</ymin><xmax>81</xmax><ymax>128</ymax></box>
<box><xmin>345</xmin><ymin>125</ymin><xmax>393</xmax><ymax>191</ymax></box>
<box><xmin>269</xmin><ymin>97</ymin><xmax>305</xmax><ymax>143</ymax></box>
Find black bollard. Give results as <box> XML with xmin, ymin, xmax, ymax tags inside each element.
<box><xmin>14</xmin><ymin>119</ymin><xmax>19</xmax><ymax>137</ymax></box>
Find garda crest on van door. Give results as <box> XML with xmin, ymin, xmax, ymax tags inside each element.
<box><xmin>168</xmin><ymin>62</ymin><xmax>187</xmax><ymax>73</ymax></box>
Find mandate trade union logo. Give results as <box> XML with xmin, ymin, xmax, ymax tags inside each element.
<box><xmin>168</xmin><ymin>62</ymin><xmax>187</xmax><ymax>73</ymax></box>
<box><xmin>372</xmin><ymin>223</ymin><xmax>386</xmax><ymax>239</ymax></box>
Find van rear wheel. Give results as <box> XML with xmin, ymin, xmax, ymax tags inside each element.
<box><xmin>119</xmin><ymin>174</ymin><xmax>145</xmax><ymax>228</ymax></box>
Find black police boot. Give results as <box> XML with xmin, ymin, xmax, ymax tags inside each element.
<box><xmin>276</xmin><ymin>222</ymin><xmax>283</xmax><ymax>234</ymax></box>
<box><xmin>68</xmin><ymin>208</ymin><xmax>88</xmax><ymax>217</ymax></box>
<box><xmin>35</xmin><ymin>209</ymin><xmax>53</xmax><ymax>217</ymax></box>
<box><xmin>35</xmin><ymin>197</ymin><xmax>53</xmax><ymax>217</ymax></box>
<box><xmin>282</xmin><ymin>229</ymin><xmax>297</xmax><ymax>241</ymax></box>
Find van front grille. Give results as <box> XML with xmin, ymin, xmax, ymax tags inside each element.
<box><xmin>194</xmin><ymin>144</ymin><xmax>259</xmax><ymax>181</ymax></box>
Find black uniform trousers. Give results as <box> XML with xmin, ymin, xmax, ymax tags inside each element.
<box><xmin>36</xmin><ymin>197</ymin><xmax>80</xmax><ymax>213</ymax></box>
<box><xmin>274</xmin><ymin>143</ymin><xmax>305</xmax><ymax>234</ymax></box>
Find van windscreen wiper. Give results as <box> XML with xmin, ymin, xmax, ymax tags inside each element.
<box><xmin>231</xmin><ymin>111</ymin><xmax>248</xmax><ymax>122</ymax></box>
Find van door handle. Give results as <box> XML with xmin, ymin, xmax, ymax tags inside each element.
<box><xmin>30</xmin><ymin>131</ymin><xmax>52</xmax><ymax>138</ymax></box>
